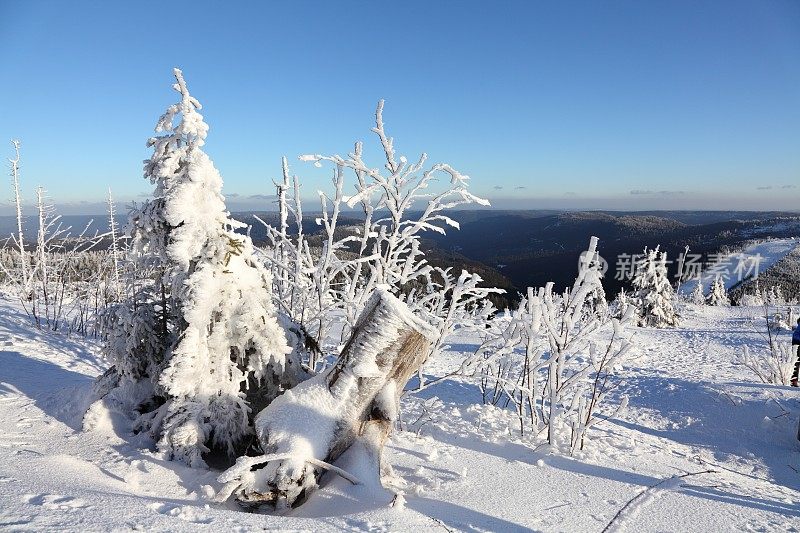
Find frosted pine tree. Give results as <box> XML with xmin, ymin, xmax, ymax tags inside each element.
<box><xmin>611</xmin><ymin>289</ymin><xmax>630</xmax><ymax>319</ymax></box>
<box><xmin>767</xmin><ymin>285</ymin><xmax>785</xmax><ymax>305</ymax></box>
<box><xmin>94</xmin><ymin>69</ymin><xmax>303</xmax><ymax>467</ymax></box>
<box><xmin>706</xmin><ymin>276</ymin><xmax>730</xmax><ymax>306</ymax></box>
<box><xmin>630</xmin><ymin>247</ymin><xmax>678</xmax><ymax>327</ymax></box>
<box><xmin>690</xmin><ymin>280</ymin><xmax>705</xmax><ymax>305</ymax></box>
<box><xmin>739</xmin><ymin>279</ymin><xmax>765</xmax><ymax>306</ymax></box>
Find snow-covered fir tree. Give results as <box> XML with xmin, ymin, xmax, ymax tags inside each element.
<box><xmin>690</xmin><ymin>280</ymin><xmax>705</xmax><ymax>305</ymax></box>
<box><xmin>610</xmin><ymin>289</ymin><xmax>630</xmax><ymax>319</ymax></box>
<box><xmin>630</xmin><ymin>247</ymin><xmax>678</xmax><ymax>327</ymax></box>
<box><xmin>96</xmin><ymin>69</ymin><xmax>303</xmax><ymax>467</ymax></box>
<box><xmin>766</xmin><ymin>285</ymin><xmax>785</xmax><ymax>305</ymax></box>
<box><xmin>739</xmin><ymin>279</ymin><xmax>765</xmax><ymax>306</ymax></box>
<box><xmin>706</xmin><ymin>276</ymin><xmax>730</xmax><ymax>306</ymax></box>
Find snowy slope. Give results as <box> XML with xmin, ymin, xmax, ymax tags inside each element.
<box><xmin>1</xmin><ymin>294</ymin><xmax>799</xmax><ymax>532</ymax></box>
<box><xmin>679</xmin><ymin>238</ymin><xmax>800</xmax><ymax>296</ymax></box>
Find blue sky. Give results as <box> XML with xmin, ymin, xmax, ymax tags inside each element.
<box><xmin>0</xmin><ymin>0</ymin><xmax>798</xmax><ymax>214</ymax></box>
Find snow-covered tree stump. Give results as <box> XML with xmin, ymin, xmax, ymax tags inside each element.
<box><xmin>217</xmin><ymin>288</ymin><xmax>435</xmax><ymax>509</ymax></box>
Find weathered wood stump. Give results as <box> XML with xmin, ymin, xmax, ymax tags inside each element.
<box><xmin>217</xmin><ymin>288</ymin><xmax>435</xmax><ymax>509</ymax></box>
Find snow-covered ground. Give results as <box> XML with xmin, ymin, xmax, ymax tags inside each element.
<box><xmin>1</xmin><ymin>295</ymin><xmax>799</xmax><ymax>532</ymax></box>
<box><xmin>679</xmin><ymin>238</ymin><xmax>800</xmax><ymax>296</ymax></box>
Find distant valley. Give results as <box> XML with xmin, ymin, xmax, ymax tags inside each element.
<box><xmin>2</xmin><ymin>209</ymin><xmax>798</xmax><ymax>303</ymax></box>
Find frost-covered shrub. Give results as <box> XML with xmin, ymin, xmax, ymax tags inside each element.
<box><xmin>260</xmin><ymin>101</ymin><xmax>496</xmax><ymax>372</ymax></box>
<box><xmin>631</xmin><ymin>247</ymin><xmax>678</xmax><ymax>327</ymax></box>
<box><xmin>737</xmin><ymin>299</ymin><xmax>797</xmax><ymax>384</ymax></box>
<box><xmin>460</xmin><ymin>238</ymin><xmax>634</xmax><ymax>453</ymax></box>
<box><xmin>0</xmin><ymin>144</ymin><xmax>113</xmax><ymax>334</ymax></box>
<box><xmin>94</xmin><ymin>69</ymin><xmax>304</xmax><ymax>467</ymax></box>
<box><xmin>736</xmin><ymin>342</ymin><xmax>796</xmax><ymax>385</ymax></box>
<box><xmin>405</xmin><ymin>268</ymin><xmax>501</xmax><ymax>389</ymax></box>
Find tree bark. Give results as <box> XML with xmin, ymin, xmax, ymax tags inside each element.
<box><xmin>217</xmin><ymin>288</ymin><xmax>434</xmax><ymax>509</ymax></box>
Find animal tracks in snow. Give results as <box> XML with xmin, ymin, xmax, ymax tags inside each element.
<box><xmin>22</xmin><ymin>493</ymin><xmax>92</xmax><ymax>511</ymax></box>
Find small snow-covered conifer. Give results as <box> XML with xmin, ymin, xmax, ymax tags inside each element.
<box><xmin>737</xmin><ymin>279</ymin><xmax>764</xmax><ymax>306</ymax></box>
<box><xmin>766</xmin><ymin>285</ymin><xmax>785</xmax><ymax>306</ymax></box>
<box><xmin>631</xmin><ymin>247</ymin><xmax>678</xmax><ymax>327</ymax></box>
<box><xmin>611</xmin><ymin>289</ymin><xmax>630</xmax><ymax>319</ymax></box>
<box><xmin>690</xmin><ymin>281</ymin><xmax>705</xmax><ymax>305</ymax></box>
<box><xmin>99</xmin><ymin>69</ymin><xmax>299</xmax><ymax>467</ymax></box>
<box><xmin>706</xmin><ymin>276</ymin><xmax>730</xmax><ymax>306</ymax></box>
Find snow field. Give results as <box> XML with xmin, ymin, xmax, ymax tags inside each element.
<box><xmin>679</xmin><ymin>238</ymin><xmax>799</xmax><ymax>296</ymax></box>
<box><xmin>0</xmin><ymin>296</ymin><xmax>799</xmax><ymax>531</ymax></box>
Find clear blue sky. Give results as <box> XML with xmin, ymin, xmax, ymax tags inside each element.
<box><xmin>0</xmin><ymin>0</ymin><xmax>798</xmax><ymax>213</ymax></box>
